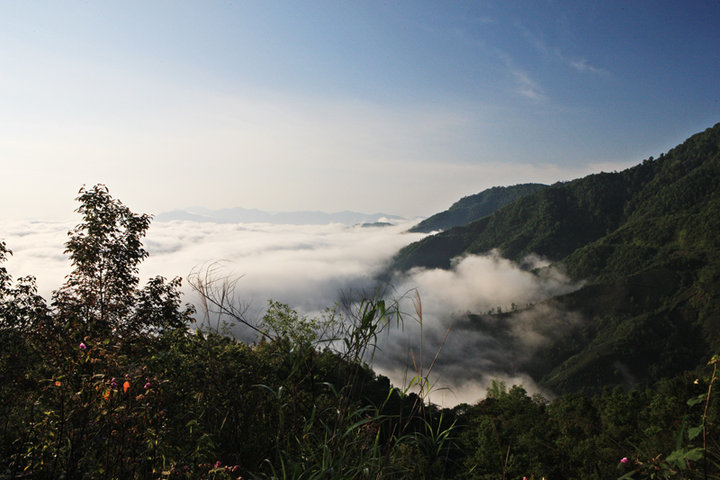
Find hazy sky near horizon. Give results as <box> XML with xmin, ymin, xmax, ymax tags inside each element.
<box><xmin>2</xmin><ymin>1</ymin><xmax>719</xmax><ymax>220</ymax></box>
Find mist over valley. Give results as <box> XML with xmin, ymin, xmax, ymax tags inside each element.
<box><xmin>0</xmin><ymin>210</ymin><xmax>582</xmax><ymax>406</ymax></box>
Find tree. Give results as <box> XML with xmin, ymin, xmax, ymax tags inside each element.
<box><xmin>0</xmin><ymin>240</ymin><xmax>9</xmax><ymax>293</ymax></box>
<box><xmin>52</xmin><ymin>184</ymin><xmax>192</xmax><ymax>339</ymax></box>
<box><xmin>0</xmin><ymin>240</ymin><xmax>48</xmax><ymax>333</ymax></box>
<box><xmin>0</xmin><ymin>186</ymin><xmax>196</xmax><ymax>478</ymax></box>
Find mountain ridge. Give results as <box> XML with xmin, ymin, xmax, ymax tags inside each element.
<box><xmin>390</xmin><ymin>122</ymin><xmax>720</xmax><ymax>394</ymax></box>
<box><xmin>409</xmin><ymin>183</ymin><xmax>547</xmax><ymax>233</ymax></box>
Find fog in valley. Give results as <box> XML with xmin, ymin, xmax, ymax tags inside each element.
<box><xmin>1</xmin><ymin>217</ymin><xmax>581</xmax><ymax>406</ymax></box>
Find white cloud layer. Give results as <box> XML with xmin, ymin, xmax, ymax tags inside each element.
<box><xmin>370</xmin><ymin>252</ymin><xmax>581</xmax><ymax>406</ymax></box>
<box><xmin>1</xmin><ymin>218</ymin><xmax>581</xmax><ymax>406</ymax></box>
<box><xmin>0</xmin><ymin>219</ymin><xmax>425</xmax><ymax>309</ymax></box>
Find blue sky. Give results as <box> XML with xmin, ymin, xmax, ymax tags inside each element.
<box><xmin>2</xmin><ymin>1</ymin><xmax>719</xmax><ymax>220</ymax></box>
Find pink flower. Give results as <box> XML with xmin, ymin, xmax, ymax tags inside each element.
<box><xmin>620</xmin><ymin>457</ymin><xmax>629</xmax><ymax>464</ymax></box>
<box><xmin>79</xmin><ymin>342</ymin><xmax>87</xmax><ymax>350</ymax></box>
<box><xmin>214</xmin><ymin>460</ymin><xmax>222</xmax><ymax>469</ymax></box>
<box><xmin>144</xmin><ymin>382</ymin><xmax>151</xmax><ymax>390</ymax></box>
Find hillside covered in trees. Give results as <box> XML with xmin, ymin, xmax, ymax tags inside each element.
<box><xmin>391</xmin><ymin>123</ymin><xmax>720</xmax><ymax>395</ymax></box>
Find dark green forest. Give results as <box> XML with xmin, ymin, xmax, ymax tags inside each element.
<box><xmin>3</xmin><ymin>125</ymin><xmax>720</xmax><ymax>479</ymax></box>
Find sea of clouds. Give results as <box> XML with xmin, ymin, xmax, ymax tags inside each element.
<box><xmin>1</xmin><ymin>218</ymin><xmax>581</xmax><ymax>406</ymax></box>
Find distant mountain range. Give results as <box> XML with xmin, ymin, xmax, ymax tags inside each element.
<box><xmin>155</xmin><ymin>207</ymin><xmax>406</xmax><ymax>225</ymax></box>
<box><xmin>390</xmin><ymin>123</ymin><xmax>720</xmax><ymax>394</ymax></box>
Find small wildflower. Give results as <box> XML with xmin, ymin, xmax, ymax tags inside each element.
<box><xmin>123</xmin><ymin>381</ymin><xmax>130</xmax><ymax>393</ymax></box>
<box><xmin>620</xmin><ymin>457</ymin><xmax>629</xmax><ymax>464</ymax></box>
<box><xmin>144</xmin><ymin>382</ymin><xmax>151</xmax><ymax>390</ymax></box>
<box><xmin>110</xmin><ymin>377</ymin><xmax>118</xmax><ymax>388</ymax></box>
<box><xmin>79</xmin><ymin>342</ymin><xmax>87</xmax><ymax>350</ymax></box>
<box><xmin>214</xmin><ymin>460</ymin><xmax>222</xmax><ymax>469</ymax></box>
<box><xmin>55</xmin><ymin>380</ymin><xmax>61</xmax><ymax>387</ymax></box>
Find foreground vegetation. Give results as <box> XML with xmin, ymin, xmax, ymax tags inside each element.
<box><xmin>1</xmin><ymin>186</ymin><xmax>719</xmax><ymax>479</ymax></box>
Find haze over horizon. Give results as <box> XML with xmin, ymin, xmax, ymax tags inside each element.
<box><xmin>2</xmin><ymin>1</ymin><xmax>718</xmax><ymax>221</ymax></box>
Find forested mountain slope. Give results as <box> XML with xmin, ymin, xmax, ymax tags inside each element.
<box><xmin>390</xmin><ymin>123</ymin><xmax>720</xmax><ymax>393</ymax></box>
<box><xmin>409</xmin><ymin>183</ymin><xmax>546</xmax><ymax>233</ymax></box>
<box><xmin>393</xmin><ymin>123</ymin><xmax>720</xmax><ymax>279</ymax></box>
<box><xmin>392</xmin><ymin>161</ymin><xmax>654</xmax><ymax>272</ymax></box>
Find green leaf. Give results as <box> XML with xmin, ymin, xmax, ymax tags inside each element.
<box><xmin>667</xmin><ymin>447</ymin><xmax>704</xmax><ymax>469</ymax></box>
<box><xmin>687</xmin><ymin>393</ymin><xmax>707</xmax><ymax>406</ymax></box>
<box><xmin>688</xmin><ymin>425</ymin><xmax>703</xmax><ymax>440</ymax></box>
<box><xmin>685</xmin><ymin>447</ymin><xmax>704</xmax><ymax>462</ymax></box>
<box><xmin>666</xmin><ymin>450</ymin><xmax>688</xmax><ymax>469</ymax></box>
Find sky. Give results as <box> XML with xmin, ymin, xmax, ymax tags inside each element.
<box><xmin>2</xmin><ymin>0</ymin><xmax>719</xmax><ymax>221</ymax></box>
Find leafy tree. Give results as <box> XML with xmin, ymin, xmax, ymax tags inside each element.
<box><xmin>52</xmin><ymin>185</ymin><xmax>151</xmax><ymax>335</ymax></box>
<box><xmin>52</xmin><ymin>184</ymin><xmax>192</xmax><ymax>339</ymax></box>
<box><xmin>0</xmin><ymin>241</ymin><xmax>49</xmax><ymax>333</ymax></box>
